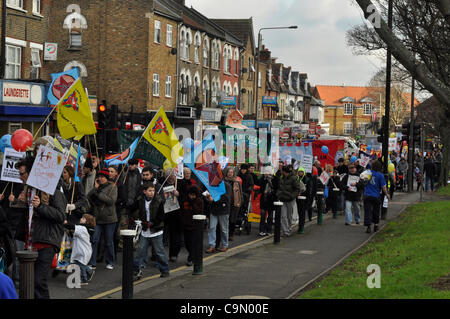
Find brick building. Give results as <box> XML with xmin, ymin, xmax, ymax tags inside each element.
<box><xmin>0</xmin><ymin>0</ymin><xmax>52</xmax><ymax>136</ymax></box>
<box><xmin>313</xmin><ymin>85</ymin><xmax>420</xmax><ymax>137</ymax></box>
<box><xmin>47</xmin><ymin>0</ymin><xmax>182</xmax><ymax>123</ymax></box>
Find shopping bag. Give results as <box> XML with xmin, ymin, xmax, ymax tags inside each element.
<box><xmin>56</xmin><ymin>232</ymin><xmax>73</xmax><ymax>270</ymax></box>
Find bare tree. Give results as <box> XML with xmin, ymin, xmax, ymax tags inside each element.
<box><xmin>348</xmin><ymin>0</ymin><xmax>450</xmax><ymax>110</ymax></box>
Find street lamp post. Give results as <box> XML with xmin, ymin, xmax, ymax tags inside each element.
<box><xmin>255</xmin><ymin>26</ymin><xmax>298</xmax><ymax>128</ymax></box>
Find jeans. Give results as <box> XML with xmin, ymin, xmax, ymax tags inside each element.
<box><xmin>134</xmin><ymin>234</ymin><xmax>169</xmax><ymax>274</ymax></box>
<box><xmin>73</xmin><ymin>261</ymin><xmax>93</xmax><ymax>282</ymax></box>
<box><xmin>363</xmin><ymin>196</ymin><xmax>381</xmax><ymax>227</ymax></box>
<box><xmin>345</xmin><ymin>200</ymin><xmax>360</xmax><ymax>224</ymax></box>
<box><xmin>337</xmin><ymin>193</ymin><xmax>345</xmax><ymax>211</ymax></box>
<box><xmin>281</xmin><ymin>199</ymin><xmax>296</xmax><ymax>235</ymax></box>
<box><xmin>89</xmin><ymin>223</ymin><xmax>116</xmax><ymax>267</ymax></box>
<box><xmin>259</xmin><ymin>209</ymin><xmax>273</xmax><ymax>234</ymax></box>
<box><xmin>425</xmin><ymin>174</ymin><xmax>434</xmax><ymax>191</ymax></box>
<box><xmin>34</xmin><ymin>247</ymin><xmax>56</xmax><ymax>299</ymax></box>
<box><xmin>208</xmin><ymin>214</ymin><xmax>229</xmax><ymax>248</ymax></box>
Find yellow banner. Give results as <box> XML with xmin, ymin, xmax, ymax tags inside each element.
<box><xmin>143</xmin><ymin>107</ymin><xmax>183</xmax><ymax>168</ymax></box>
<box><xmin>56</xmin><ymin>79</ymin><xmax>97</xmax><ymax>140</ymax></box>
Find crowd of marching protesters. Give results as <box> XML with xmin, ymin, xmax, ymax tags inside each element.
<box><xmin>0</xmin><ymin>136</ymin><xmax>444</xmax><ymax>299</ymax></box>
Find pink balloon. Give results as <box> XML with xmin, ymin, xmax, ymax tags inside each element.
<box><xmin>11</xmin><ymin>129</ymin><xmax>33</xmax><ymax>152</ymax></box>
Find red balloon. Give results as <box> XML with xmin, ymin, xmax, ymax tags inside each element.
<box><xmin>11</xmin><ymin>129</ymin><xmax>33</xmax><ymax>152</ymax></box>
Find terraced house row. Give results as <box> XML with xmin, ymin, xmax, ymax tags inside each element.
<box><xmin>0</xmin><ymin>0</ymin><xmax>320</xmax><ymax>138</ymax></box>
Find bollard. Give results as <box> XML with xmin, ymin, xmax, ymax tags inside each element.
<box><xmin>16</xmin><ymin>250</ymin><xmax>38</xmax><ymax>299</ymax></box>
<box><xmin>273</xmin><ymin>201</ymin><xmax>283</xmax><ymax>244</ymax></box>
<box><xmin>120</xmin><ymin>229</ymin><xmax>136</xmax><ymax>299</ymax></box>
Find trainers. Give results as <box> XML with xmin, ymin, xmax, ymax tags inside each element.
<box><xmin>160</xmin><ymin>272</ymin><xmax>170</xmax><ymax>278</ymax></box>
<box><xmin>205</xmin><ymin>247</ymin><xmax>215</xmax><ymax>254</ymax></box>
<box><xmin>134</xmin><ymin>269</ymin><xmax>143</xmax><ymax>280</ymax></box>
<box><xmin>217</xmin><ymin>247</ymin><xmax>228</xmax><ymax>252</ymax></box>
<box><xmin>87</xmin><ymin>270</ymin><xmax>95</xmax><ymax>282</ymax></box>
<box><xmin>88</xmin><ymin>265</ymin><xmax>96</xmax><ymax>270</ymax></box>
<box><xmin>258</xmin><ymin>232</ymin><xmax>266</xmax><ymax>237</ymax></box>
<box><xmin>80</xmin><ymin>281</ymin><xmax>89</xmax><ymax>286</ymax></box>
<box><xmin>186</xmin><ymin>261</ymin><xmax>193</xmax><ymax>267</ymax></box>
<box><xmin>106</xmin><ymin>264</ymin><xmax>114</xmax><ymax>270</ymax></box>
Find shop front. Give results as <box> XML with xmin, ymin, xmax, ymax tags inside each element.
<box><xmin>0</xmin><ymin>80</ymin><xmax>51</xmax><ymax>136</ymax></box>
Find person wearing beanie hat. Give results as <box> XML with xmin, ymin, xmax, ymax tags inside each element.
<box><xmin>87</xmin><ymin>166</ymin><xmax>117</xmax><ymax>270</ymax></box>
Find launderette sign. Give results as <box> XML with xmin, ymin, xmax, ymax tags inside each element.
<box><xmin>1</xmin><ymin>81</ymin><xmax>45</xmax><ymax>105</ymax></box>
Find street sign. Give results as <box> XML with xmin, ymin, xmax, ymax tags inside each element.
<box><xmin>44</xmin><ymin>43</ymin><xmax>58</xmax><ymax>61</ymax></box>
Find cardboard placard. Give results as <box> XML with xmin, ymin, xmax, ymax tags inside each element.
<box><xmin>1</xmin><ymin>148</ymin><xmax>25</xmax><ymax>183</ymax></box>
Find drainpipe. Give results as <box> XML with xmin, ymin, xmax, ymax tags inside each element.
<box><xmin>1</xmin><ymin>0</ymin><xmax>7</xmax><ymax>79</ymax></box>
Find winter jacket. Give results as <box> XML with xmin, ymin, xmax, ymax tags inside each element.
<box><xmin>67</xmin><ymin>224</ymin><xmax>92</xmax><ymax>266</ymax></box>
<box><xmin>238</xmin><ymin>171</ymin><xmax>254</xmax><ymax>196</ymax></box>
<box><xmin>82</xmin><ymin>170</ymin><xmax>96</xmax><ymax>196</ymax></box>
<box><xmin>209</xmin><ymin>181</ymin><xmax>232</xmax><ymax>216</ymax></box>
<box><xmin>180</xmin><ymin>185</ymin><xmax>204</xmax><ymax>231</ymax></box>
<box><xmin>259</xmin><ymin>175</ymin><xmax>276</xmax><ymax>210</ymax></box>
<box><xmin>60</xmin><ymin>179</ymin><xmax>88</xmax><ymax>223</ymax></box>
<box><xmin>177</xmin><ymin>178</ymin><xmax>197</xmax><ymax>205</ymax></box>
<box><xmin>327</xmin><ymin>175</ymin><xmax>341</xmax><ymax>199</ymax></box>
<box><xmin>15</xmin><ymin>187</ymin><xmax>66</xmax><ymax>250</ymax></box>
<box><xmin>341</xmin><ymin>173</ymin><xmax>365</xmax><ymax>202</ymax></box>
<box><xmin>137</xmin><ymin>193</ymin><xmax>165</xmax><ymax>233</ymax></box>
<box><xmin>298</xmin><ymin>167</ymin><xmax>311</xmax><ymax>199</ymax></box>
<box><xmin>424</xmin><ymin>158</ymin><xmax>436</xmax><ymax>177</ymax></box>
<box><xmin>0</xmin><ymin>206</ymin><xmax>15</xmax><ymax>269</ymax></box>
<box><xmin>0</xmin><ymin>181</ymin><xmax>25</xmax><ymax>232</ymax></box>
<box><xmin>276</xmin><ymin>172</ymin><xmax>301</xmax><ymax>202</ymax></box>
<box><xmin>123</xmin><ymin>168</ymin><xmax>142</xmax><ymax>208</ymax></box>
<box><xmin>397</xmin><ymin>161</ymin><xmax>408</xmax><ymax>174</ymax></box>
<box><xmin>88</xmin><ymin>182</ymin><xmax>118</xmax><ymax>225</ymax></box>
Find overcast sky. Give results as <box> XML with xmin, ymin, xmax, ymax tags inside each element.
<box><xmin>185</xmin><ymin>0</ymin><xmax>382</xmax><ymax>87</ymax></box>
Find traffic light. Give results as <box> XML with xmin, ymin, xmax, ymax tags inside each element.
<box><xmin>110</xmin><ymin>105</ymin><xmax>119</xmax><ymax>129</ymax></box>
<box><xmin>97</xmin><ymin>101</ymin><xmax>108</xmax><ymax>129</ymax></box>
<box><xmin>412</xmin><ymin>124</ymin><xmax>421</xmax><ymax>143</ymax></box>
<box><xmin>401</xmin><ymin>123</ymin><xmax>410</xmax><ymax>143</ymax></box>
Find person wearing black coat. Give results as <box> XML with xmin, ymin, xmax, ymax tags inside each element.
<box><xmin>258</xmin><ymin>167</ymin><xmax>275</xmax><ymax>236</ymax></box>
<box><xmin>180</xmin><ymin>185</ymin><xmax>205</xmax><ymax>274</ymax></box>
<box><xmin>133</xmin><ymin>182</ymin><xmax>169</xmax><ymax>279</ymax></box>
<box><xmin>325</xmin><ymin>166</ymin><xmax>341</xmax><ymax>219</ymax></box>
<box><xmin>341</xmin><ymin>164</ymin><xmax>365</xmax><ymax>225</ymax></box>
<box><xmin>0</xmin><ymin>206</ymin><xmax>15</xmax><ymax>278</ymax></box>
<box><xmin>424</xmin><ymin>155</ymin><xmax>436</xmax><ymax>192</ymax></box>
<box><xmin>205</xmin><ymin>181</ymin><xmax>232</xmax><ymax>253</ymax></box>
<box><xmin>14</xmin><ymin>156</ymin><xmax>66</xmax><ymax>299</ymax></box>
<box><xmin>60</xmin><ymin>165</ymin><xmax>88</xmax><ymax>224</ymax></box>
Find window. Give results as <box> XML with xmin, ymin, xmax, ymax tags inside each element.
<box><xmin>69</xmin><ymin>31</ymin><xmax>82</xmax><ymax>49</ymax></box>
<box><xmin>344</xmin><ymin>122</ymin><xmax>353</xmax><ymax>135</ymax></box>
<box><xmin>5</xmin><ymin>45</ymin><xmax>21</xmax><ymax>79</ymax></box>
<box><xmin>153</xmin><ymin>74</ymin><xmax>160</xmax><ymax>96</ymax></box>
<box><xmin>363</xmin><ymin>103</ymin><xmax>372</xmax><ymax>115</ymax></box>
<box><xmin>30</xmin><ymin>49</ymin><xmax>41</xmax><ymax>79</ymax></box>
<box><xmin>215</xmin><ymin>45</ymin><xmax>220</xmax><ymax>69</ymax></box>
<box><xmin>194</xmin><ymin>34</ymin><xmax>200</xmax><ymax>63</ymax></box>
<box><xmin>166</xmin><ymin>24</ymin><xmax>173</xmax><ymax>47</ymax></box>
<box><xmin>203</xmin><ymin>79</ymin><xmax>209</xmax><ymax>107</ymax></box>
<box><xmin>227</xmin><ymin>48</ymin><xmax>232</xmax><ymax>73</ymax></box>
<box><xmin>258</xmin><ymin>71</ymin><xmax>262</xmax><ymax>88</ymax></box>
<box><xmin>234</xmin><ymin>50</ymin><xmax>239</xmax><ymax>75</ymax></box>
<box><xmin>185</xmin><ymin>33</ymin><xmax>190</xmax><ymax>60</ymax></box>
<box><xmin>344</xmin><ymin>103</ymin><xmax>353</xmax><ymax>115</ymax></box>
<box><xmin>154</xmin><ymin>20</ymin><xmax>161</xmax><ymax>44</ymax></box>
<box><xmin>6</xmin><ymin>0</ymin><xmax>23</xmax><ymax>9</ymax></box>
<box><xmin>8</xmin><ymin>122</ymin><xmax>22</xmax><ymax>134</ymax></box>
<box><xmin>32</xmin><ymin>0</ymin><xmax>40</xmax><ymax>14</ymax></box>
<box><xmin>165</xmin><ymin>76</ymin><xmax>172</xmax><ymax>97</ymax></box>
<box><xmin>203</xmin><ymin>39</ymin><xmax>208</xmax><ymax>67</ymax></box>
<box><xmin>248</xmin><ymin>57</ymin><xmax>254</xmax><ymax>80</ymax></box>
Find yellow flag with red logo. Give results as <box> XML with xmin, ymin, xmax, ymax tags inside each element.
<box><xmin>143</xmin><ymin>107</ymin><xmax>183</xmax><ymax>168</ymax></box>
<box><xmin>56</xmin><ymin>78</ymin><xmax>97</xmax><ymax>140</ymax></box>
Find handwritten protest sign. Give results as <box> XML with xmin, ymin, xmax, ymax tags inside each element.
<box><xmin>300</xmin><ymin>154</ymin><xmax>314</xmax><ymax>173</ymax></box>
<box><xmin>360</xmin><ymin>155</ymin><xmax>370</xmax><ymax>168</ymax></box>
<box><xmin>1</xmin><ymin>148</ymin><xmax>25</xmax><ymax>183</ymax></box>
<box><xmin>27</xmin><ymin>145</ymin><xmax>68</xmax><ymax>195</ymax></box>
<box><xmin>319</xmin><ymin>171</ymin><xmax>330</xmax><ymax>185</ymax></box>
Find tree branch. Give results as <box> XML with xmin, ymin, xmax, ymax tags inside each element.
<box><xmin>354</xmin><ymin>0</ymin><xmax>450</xmax><ymax>110</ymax></box>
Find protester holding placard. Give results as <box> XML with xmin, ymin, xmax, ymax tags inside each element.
<box><xmin>60</xmin><ymin>165</ymin><xmax>88</xmax><ymax>224</ymax></box>
<box><xmin>258</xmin><ymin>166</ymin><xmax>275</xmax><ymax>236</ymax></box>
<box><xmin>341</xmin><ymin>164</ymin><xmax>365</xmax><ymax>225</ymax></box>
<box><xmin>14</xmin><ymin>156</ymin><xmax>67</xmax><ymax>299</ymax></box>
<box><xmin>163</xmin><ymin>170</ymin><xmax>182</xmax><ymax>262</ymax></box>
<box><xmin>296</xmin><ymin>167</ymin><xmax>310</xmax><ymax>234</ymax></box>
<box><xmin>325</xmin><ymin>165</ymin><xmax>341</xmax><ymax>219</ymax></box>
